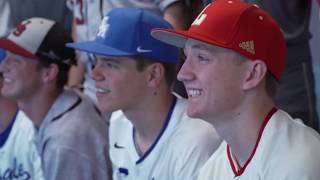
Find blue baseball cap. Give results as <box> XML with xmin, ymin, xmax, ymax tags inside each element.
<box><xmin>67</xmin><ymin>8</ymin><xmax>179</xmax><ymax>64</ymax></box>
<box><xmin>0</xmin><ymin>48</ymin><xmax>6</xmax><ymax>63</ymax></box>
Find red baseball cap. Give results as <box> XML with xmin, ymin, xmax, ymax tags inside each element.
<box><xmin>151</xmin><ymin>0</ymin><xmax>287</xmax><ymax>80</ymax></box>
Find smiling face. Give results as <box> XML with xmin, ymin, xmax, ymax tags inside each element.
<box><xmin>0</xmin><ymin>51</ymin><xmax>43</xmax><ymax>102</ymax></box>
<box><xmin>177</xmin><ymin>39</ymin><xmax>249</xmax><ymax>121</ymax></box>
<box><xmin>91</xmin><ymin>55</ymin><xmax>150</xmax><ymax>114</ymax></box>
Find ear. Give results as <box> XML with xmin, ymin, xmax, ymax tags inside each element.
<box><xmin>146</xmin><ymin>63</ymin><xmax>165</xmax><ymax>88</ymax></box>
<box><xmin>242</xmin><ymin>60</ymin><xmax>267</xmax><ymax>90</ymax></box>
<box><xmin>41</xmin><ymin>63</ymin><xmax>59</xmax><ymax>83</ymax></box>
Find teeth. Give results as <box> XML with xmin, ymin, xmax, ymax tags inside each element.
<box><xmin>3</xmin><ymin>77</ymin><xmax>12</xmax><ymax>83</ymax></box>
<box><xmin>187</xmin><ymin>89</ymin><xmax>202</xmax><ymax>97</ymax></box>
<box><xmin>96</xmin><ymin>88</ymin><xmax>110</xmax><ymax>93</ymax></box>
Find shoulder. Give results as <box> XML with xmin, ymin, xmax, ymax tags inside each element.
<box><xmin>263</xmin><ymin>109</ymin><xmax>320</xmax><ymax>149</ymax></box>
<box><xmin>259</xmin><ymin>110</ymin><xmax>320</xmax><ymax>178</ymax></box>
<box><xmin>42</xmin><ymin>91</ymin><xmax>108</xmax><ymax>153</ymax></box>
<box><xmin>164</xmin><ymin>98</ymin><xmax>221</xmax><ymax>166</ymax></box>
<box><xmin>59</xmin><ymin>91</ymin><xmax>105</xmax><ymax>127</ymax></box>
<box><xmin>11</xmin><ymin>111</ymin><xmax>36</xmax><ymax>141</ymax></box>
<box><xmin>197</xmin><ymin>142</ymin><xmax>228</xmax><ymax>180</ymax></box>
<box><xmin>109</xmin><ymin>110</ymin><xmax>132</xmax><ymax>132</ymax></box>
<box><xmin>109</xmin><ymin>110</ymin><xmax>132</xmax><ymax>143</ymax></box>
<box><xmin>170</xmin><ymin>98</ymin><xmax>221</xmax><ymax>152</ymax></box>
<box><xmin>1</xmin><ymin>111</ymin><xmax>36</xmax><ymax>151</ymax></box>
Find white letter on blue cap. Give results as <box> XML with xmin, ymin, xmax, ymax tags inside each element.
<box><xmin>97</xmin><ymin>16</ymin><xmax>110</xmax><ymax>38</ymax></box>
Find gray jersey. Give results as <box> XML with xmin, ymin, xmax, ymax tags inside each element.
<box><xmin>35</xmin><ymin>90</ymin><xmax>110</xmax><ymax>180</ymax></box>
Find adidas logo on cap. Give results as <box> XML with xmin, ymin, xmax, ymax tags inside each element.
<box><xmin>239</xmin><ymin>40</ymin><xmax>255</xmax><ymax>55</ymax></box>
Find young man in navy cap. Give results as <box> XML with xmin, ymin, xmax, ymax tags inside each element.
<box><xmin>67</xmin><ymin>8</ymin><xmax>221</xmax><ymax>180</ymax></box>
<box><xmin>0</xmin><ymin>18</ymin><xmax>110</xmax><ymax>180</ymax></box>
<box><xmin>152</xmin><ymin>0</ymin><xmax>320</xmax><ymax>179</ymax></box>
<box><xmin>0</xmin><ymin>49</ymin><xmax>44</xmax><ymax>180</ymax></box>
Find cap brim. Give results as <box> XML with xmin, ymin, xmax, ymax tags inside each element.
<box><xmin>151</xmin><ymin>28</ymin><xmax>230</xmax><ymax>50</ymax></box>
<box><xmin>151</xmin><ymin>28</ymin><xmax>189</xmax><ymax>48</ymax></box>
<box><xmin>0</xmin><ymin>38</ymin><xmax>37</xmax><ymax>59</ymax></box>
<box><xmin>66</xmin><ymin>41</ymin><xmax>136</xmax><ymax>57</ymax></box>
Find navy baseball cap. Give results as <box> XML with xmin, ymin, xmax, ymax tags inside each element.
<box><xmin>0</xmin><ymin>48</ymin><xmax>5</xmax><ymax>63</ymax></box>
<box><xmin>67</xmin><ymin>8</ymin><xmax>179</xmax><ymax>64</ymax></box>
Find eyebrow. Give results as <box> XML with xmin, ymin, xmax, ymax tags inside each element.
<box><xmin>184</xmin><ymin>43</ymin><xmax>214</xmax><ymax>53</ymax></box>
<box><xmin>191</xmin><ymin>44</ymin><xmax>212</xmax><ymax>50</ymax></box>
<box><xmin>191</xmin><ymin>43</ymin><xmax>233</xmax><ymax>55</ymax></box>
<box><xmin>97</xmin><ymin>56</ymin><xmax>121</xmax><ymax>64</ymax></box>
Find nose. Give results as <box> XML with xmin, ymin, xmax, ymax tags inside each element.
<box><xmin>91</xmin><ymin>63</ymin><xmax>105</xmax><ymax>82</ymax></box>
<box><xmin>177</xmin><ymin>57</ymin><xmax>195</xmax><ymax>83</ymax></box>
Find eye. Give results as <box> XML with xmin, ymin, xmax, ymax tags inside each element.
<box><xmin>99</xmin><ymin>60</ymin><xmax>119</xmax><ymax>70</ymax></box>
<box><xmin>197</xmin><ymin>53</ymin><xmax>209</xmax><ymax>63</ymax></box>
<box><xmin>8</xmin><ymin>55</ymin><xmax>24</xmax><ymax>65</ymax></box>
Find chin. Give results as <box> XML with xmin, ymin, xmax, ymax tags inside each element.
<box><xmin>1</xmin><ymin>91</ymin><xmax>16</xmax><ymax>100</ymax></box>
<box><xmin>187</xmin><ymin>108</ymin><xmax>201</xmax><ymax>118</ymax></box>
<box><xmin>188</xmin><ymin>108</ymin><xmax>211</xmax><ymax>121</ymax></box>
<box><xmin>97</xmin><ymin>103</ymin><xmax>117</xmax><ymax>114</ymax></box>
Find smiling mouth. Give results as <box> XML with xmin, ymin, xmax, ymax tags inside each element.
<box><xmin>96</xmin><ymin>88</ymin><xmax>111</xmax><ymax>94</ymax></box>
<box><xmin>3</xmin><ymin>77</ymin><xmax>12</xmax><ymax>83</ymax></box>
<box><xmin>187</xmin><ymin>89</ymin><xmax>203</xmax><ymax>98</ymax></box>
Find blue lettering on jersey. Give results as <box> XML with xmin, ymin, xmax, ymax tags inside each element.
<box><xmin>0</xmin><ymin>158</ymin><xmax>31</xmax><ymax>180</ymax></box>
<box><xmin>118</xmin><ymin>167</ymin><xmax>129</xmax><ymax>176</ymax></box>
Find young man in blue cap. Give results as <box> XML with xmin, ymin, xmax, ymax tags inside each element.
<box><xmin>67</xmin><ymin>8</ymin><xmax>221</xmax><ymax>180</ymax></box>
<box><xmin>66</xmin><ymin>0</ymin><xmax>190</xmax><ymax>103</ymax></box>
<box><xmin>152</xmin><ymin>0</ymin><xmax>320</xmax><ymax>179</ymax></box>
<box><xmin>0</xmin><ymin>49</ymin><xmax>43</xmax><ymax>180</ymax></box>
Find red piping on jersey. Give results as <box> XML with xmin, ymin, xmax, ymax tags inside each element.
<box><xmin>227</xmin><ymin>107</ymin><xmax>277</xmax><ymax>177</ymax></box>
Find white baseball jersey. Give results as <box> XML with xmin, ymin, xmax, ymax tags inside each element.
<box><xmin>0</xmin><ymin>111</ymin><xmax>44</xmax><ymax>180</ymax></box>
<box><xmin>66</xmin><ymin>0</ymin><xmax>180</xmax><ymax>102</ymax></box>
<box><xmin>198</xmin><ymin>108</ymin><xmax>320</xmax><ymax>180</ymax></box>
<box><xmin>109</xmin><ymin>97</ymin><xmax>221</xmax><ymax>180</ymax></box>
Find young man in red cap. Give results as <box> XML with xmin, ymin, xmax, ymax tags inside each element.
<box><xmin>0</xmin><ymin>18</ymin><xmax>110</xmax><ymax>180</ymax></box>
<box><xmin>67</xmin><ymin>8</ymin><xmax>221</xmax><ymax>180</ymax></box>
<box><xmin>152</xmin><ymin>0</ymin><xmax>320</xmax><ymax>179</ymax></box>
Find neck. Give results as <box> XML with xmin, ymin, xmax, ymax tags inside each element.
<box><xmin>125</xmin><ymin>92</ymin><xmax>174</xmax><ymax>154</ymax></box>
<box><xmin>212</xmin><ymin>95</ymin><xmax>274</xmax><ymax>166</ymax></box>
<box><xmin>18</xmin><ymin>89</ymin><xmax>61</xmax><ymax>128</ymax></box>
<box><xmin>0</xmin><ymin>97</ymin><xmax>18</xmax><ymax>133</ymax></box>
